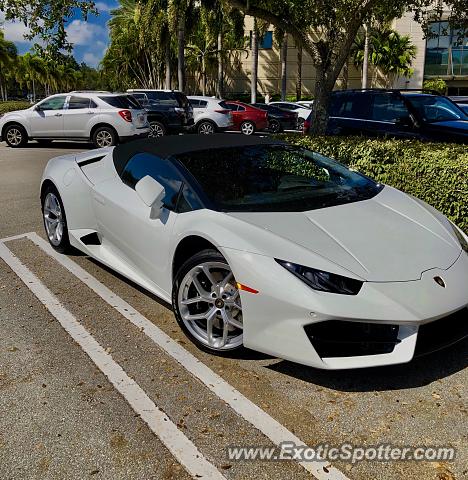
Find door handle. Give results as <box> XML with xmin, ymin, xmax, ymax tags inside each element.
<box><xmin>54</xmin><ymin>113</ymin><xmax>62</xmax><ymax>117</ymax></box>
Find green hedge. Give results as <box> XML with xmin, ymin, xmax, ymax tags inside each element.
<box><xmin>0</xmin><ymin>101</ymin><xmax>31</xmax><ymax>115</ymax></box>
<box><xmin>278</xmin><ymin>134</ymin><xmax>468</xmax><ymax>234</ymax></box>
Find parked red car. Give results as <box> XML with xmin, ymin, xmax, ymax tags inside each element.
<box><xmin>221</xmin><ymin>100</ymin><xmax>268</xmax><ymax>135</ymax></box>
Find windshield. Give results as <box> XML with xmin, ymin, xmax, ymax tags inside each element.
<box><xmin>176</xmin><ymin>144</ymin><xmax>383</xmax><ymax>212</ymax></box>
<box><xmin>405</xmin><ymin>95</ymin><xmax>467</xmax><ymax>123</ymax></box>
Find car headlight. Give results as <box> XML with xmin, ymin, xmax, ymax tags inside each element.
<box><xmin>450</xmin><ymin>222</ymin><xmax>468</xmax><ymax>253</ymax></box>
<box><xmin>275</xmin><ymin>259</ymin><xmax>363</xmax><ymax>295</ymax></box>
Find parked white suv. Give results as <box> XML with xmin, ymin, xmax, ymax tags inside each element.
<box><xmin>0</xmin><ymin>92</ymin><xmax>149</xmax><ymax>148</ymax></box>
<box><xmin>188</xmin><ymin>96</ymin><xmax>233</xmax><ymax>134</ymax></box>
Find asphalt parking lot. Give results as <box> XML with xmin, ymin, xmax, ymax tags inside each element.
<box><xmin>0</xmin><ymin>140</ymin><xmax>467</xmax><ymax>480</ymax></box>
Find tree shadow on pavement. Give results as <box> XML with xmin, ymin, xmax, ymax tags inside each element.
<box><xmin>266</xmin><ymin>338</ymin><xmax>468</xmax><ymax>392</ymax></box>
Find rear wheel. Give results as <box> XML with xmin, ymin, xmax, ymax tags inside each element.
<box><xmin>240</xmin><ymin>121</ymin><xmax>255</xmax><ymax>135</ymax></box>
<box><xmin>4</xmin><ymin>124</ymin><xmax>28</xmax><ymax>147</ymax></box>
<box><xmin>173</xmin><ymin>249</ymin><xmax>244</xmax><ymax>354</ymax></box>
<box><xmin>92</xmin><ymin>126</ymin><xmax>117</xmax><ymax>148</ymax></box>
<box><xmin>297</xmin><ymin>117</ymin><xmax>305</xmax><ymax>131</ymax></box>
<box><xmin>149</xmin><ymin>120</ymin><xmax>166</xmax><ymax>137</ymax></box>
<box><xmin>197</xmin><ymin>120</ymin><xmax>216</xmax><ymax>135</ymax></box>
<box><xmin>41</xmin><ymin>185</ymin><xmax>71</xmax><ymax>253</ymax></box>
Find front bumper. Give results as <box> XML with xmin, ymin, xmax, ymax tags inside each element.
<box><xmin>221</xmin><ymin>247</ymin><xmax>468</xmax><ymax>369</ymax></box>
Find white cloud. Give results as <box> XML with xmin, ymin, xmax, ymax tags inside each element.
<box><xmin>95</xmin><ymin>1</ymin><xmax>118</xmax><ymax>13</ymax></box>
<box><xmin>0</xmin><ymin>12</ymin><xmax>34</xmax><ymax>44</ymax></box>
<box><xmin>83</xmin><ymin>52</ymin><xmax>101</xmax><ymax>67</ymax></box>
<box><xmin>66</xmin><ymin>20</ymin><xmax>105</xmax><ymax>45</ymax></box>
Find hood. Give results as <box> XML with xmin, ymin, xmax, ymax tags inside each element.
<box><xmin>430</xmin><ymin>119</ymin><xmax>468</xmax><ymax>134</ymax></box>
<box><xmin>227</xmin><ymin>187</ymin><xmax>461</xmax><ymax>282</ymax></box>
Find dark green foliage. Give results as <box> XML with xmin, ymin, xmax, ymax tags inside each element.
<box><xmin>279</xmin><ymin>134</ymin><xmax>468</xmax><ymax>233</ymax></box>
<box><xmin>0</xmin><ymin>101</ymin><xmax>31</xmax><ymax>114</ymax></box>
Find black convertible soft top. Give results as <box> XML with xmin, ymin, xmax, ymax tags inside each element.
<box><xmin>112</xmin><ymin>133</ymin><xmax>283</xmax><ymax>176</ymax></box>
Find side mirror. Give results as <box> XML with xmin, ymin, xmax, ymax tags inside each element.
<box><xmin>34</xmin><ymin>104</ymin><xmax>43</xmax><ymax>111</ymax></box>
<box><xmin>135</xmin><ymin>175</ymin><xmax>165</xmax><ymax>216</ymax></box>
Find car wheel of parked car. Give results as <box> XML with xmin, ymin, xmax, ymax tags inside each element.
<box><xmin>149</xmin><ymin>121</ymin><xmax>166</xmax><ymax>137</ymax></box>
<box><xmin>92</xmin><ymin>126</ymin><xmax>117</xmax><ymax>148</ymax></box>
<box><xmin>173</xmin><ymin>249</ymin><xmax>244</xmax><ymax>354</ymax></box>
<box><xmin>240</xmin><ymin>121</ymin><xmax>255</xmax><ymax>135</ymax></box>
<box><xmin>41</xmin><ymin>184</ymin><xmax>71</xmax><ymax>253</ymax></box>
<box><xmin>297</xmin><ymin>118</ymin><xmax>305</xmax><ymax>131</ymax></box>
<box><xmin>197</xmin><ymin>121</ymin><xmax>216</xmax><ymax>135</ymax></box>
<box><xmin>4</xmin><ymin>124</ymin><xmax>28</xmax><ymax>148</ymax></box>
<box><xmin>268</xmin><ymin>119</ymin><xmax>282</xmax><ymax>133</ymax></box>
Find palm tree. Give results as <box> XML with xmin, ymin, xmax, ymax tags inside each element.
<box><xmin>296</xmin><ymin>44</ymin><xmax>302</xmax><ymax>101</ymax></box>
<box><xmin>0</xmin><ymin>31</ymin><xmax>18</xmax><ymax>101</ymax></box>
<box><xmin>352</xmin><ymin>27</ymin><xmax>417</xmax><ymax>88</ymax></box>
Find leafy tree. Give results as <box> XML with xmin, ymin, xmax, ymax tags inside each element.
<box><xmin>0</xmin><ymin>30</ymin><xmax>17</xmax><ymax>100</ymax></box>
<box><xmin>0</xmin><ymin>0</ymin><xmax>96</xmax><ymax>55</ymax></box>
<box><xmin>227</xmin><ymin>0</ymin><xmax>468</xmax><ymax>134</ymax></box>
<box><xmin>423</xmin><ymin>77</ymin><xmax>447</xmax><ymax>94</ymax></box>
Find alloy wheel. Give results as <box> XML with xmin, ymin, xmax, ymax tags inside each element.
<box><xmin>43</xmin><ymin>192</ymin><xmax>64</xmax><ymax>247</ymax></box>
<box><xmin>241</xmin><ymin>122</ymin><xmax>254</xmax><ymax>135</ymax></box>
<box><xmin>96</xmin><ymin>130</ymin><xmax>113</xmax><ymax>147</ymax></box>
<box><xmin>178</xmin><ymin>261</ymin><xmax>243</xmax><ymax>350</ymax></box>
<box><xmin>149</xmin><ymin>122</ymin><xmax>165</xmax><ymax>137</ymax></box>
<box><xmin>6</xmin><ymin>128</ymin><xmax>23</xmax><ymax>146</ymax></box>
<box><xmin>198</xmin><ymin>122</ymin><xmax>215</xmax><ymax>134</ymax></box>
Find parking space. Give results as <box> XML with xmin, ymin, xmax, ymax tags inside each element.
<box><xmin>0</xmin><ymin>142</ymin><xmax>466</xmax><ymax>480</ymax></box>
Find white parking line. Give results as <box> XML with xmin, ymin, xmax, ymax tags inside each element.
<box><xmin>2</xmin><ymin>232</ymin><xmax>351</xmax><ymax>480</ymax></box>
<box><xmin>0</xmin><ymin>240</ymin><xmax>227</xmax><ymax>480</ymax></box>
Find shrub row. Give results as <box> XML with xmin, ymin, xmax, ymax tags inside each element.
<box><xmin>0</xmin><ymin>101</ymin><xmax>31</xmax><ymax>115</ymax></box>
<box><xmin>279</xmin><ymin>134</ymin><xmax>468</xmax><ymax>234</ymax></box>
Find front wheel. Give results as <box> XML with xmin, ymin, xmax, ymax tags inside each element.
<box><xmin>172</xmin><ymin>249</ymin><xmax>244</xmax><ymax>354</ymax></box>
<box><xmin>240</xmin><ymin>121</ymin><xmax>255</xmax><ymax>135</ymax></box>
<box><xmin>268</xmin><ymin>119</ymin><xmax>282</xmax><ymax>133</ymax></box>
<box><xmin>4</xmin><ymin>124</ymin><xmax>28</xmax><ymax>147</ymax></box>
<box><xmin>41</xmin><ymin>185</ymin><xmax>71</xmax><ymax>253</ymax></box>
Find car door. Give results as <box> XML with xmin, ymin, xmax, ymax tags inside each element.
<box><xmin>29</xmin><ymin>95</ymin><xmax>67</xmax><ymax>137</ymax></box>
<box><xmin>328</xmin><ymin>92</ymin><xmax>373</xmax><ymax>135</ymax></box>
<box><xmin>92</xmin><ymin>152</ymin><xmax>183</xmax><ymax>294</ymax></box>
<box><xmin>369</xmin><ymin>93</ymin><xmax>421</xmax><ymax>139</ymax></box>
<box><xmin>63</xmin><ymin>96</ymin><xmax>98</xmax><ymax>137</ymax></box>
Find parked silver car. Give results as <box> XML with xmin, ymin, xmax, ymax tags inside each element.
<box><xmin>188</xmin><ymin>96</ymin><xmax>234</xmax><ymax>134</ymax></box>
<box><xmin>0</xmin><ymin>92</ymin><xmax>149</xmax><ymax>148</ymax></box>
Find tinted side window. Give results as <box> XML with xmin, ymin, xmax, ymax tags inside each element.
<box><xmin>39</xmin><ymin>96</ymin><xmax>66</xmax><ymax>110</ymax></box>
<box><xmin>146</xmin><ymin>91</ymin><xmax>179</xmax><ymax>106</ymax></box>
<box><xmin>176</xmin><ymin>184</ymin><xmax>203</xmax><ymax>213</ymax></box>
<box><xmin>223</xmin><ymin>103</ymin><xmax>238</xmax><ymax>111</ymax></box>
<box><xmin>237</xmin><ymin>105</ymin><xmax>246</xmax><ymax>111</ymax></box>
<box><xmin>99</xmin><ymin>95</ymin><xmax>141</xmax><ymax>109</ymax></box>
<box><xmin>68</xmin><ymin>96</ymin><xmax>91</xmax><ymax>109</ymax></box>
<box><xmin>371</xmin><ymin>94</ymin><xmax>409</xmax><ymax>122</ymax></box>
<box><xmin>121</xmin><ymin>153</ymin><xmax>183</xmax><ymax>210</ymax></box>
<box><xmin>189</xmin><ymin>99</ymin><xmax>200</xmax><ymax>107</ymax></box>
<box><xmin>334</xmin><ymin>94</ymin><xmax>372</xmax><ymax>120</ymax></box>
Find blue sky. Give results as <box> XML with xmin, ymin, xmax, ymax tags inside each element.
<box><xmin>0</xmin><ymin>1</ymin><xmax>116</xmax><ymax>67</ymax></box>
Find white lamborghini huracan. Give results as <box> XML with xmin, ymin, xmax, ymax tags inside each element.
<box><xmin>40</xmin><ymin>134</ymin><xmax>468</xmax><ymax>369</ymax></box>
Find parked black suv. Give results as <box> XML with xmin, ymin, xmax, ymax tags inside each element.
<box><xmin>127</xmin><ymin>89</ymin><xmax>194</xmax><ymax>137</ymax></box>
<box><xmin>306</xmin><ymin>89</ymin><xmax>468</xmax><ymax>142</ymax></box>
